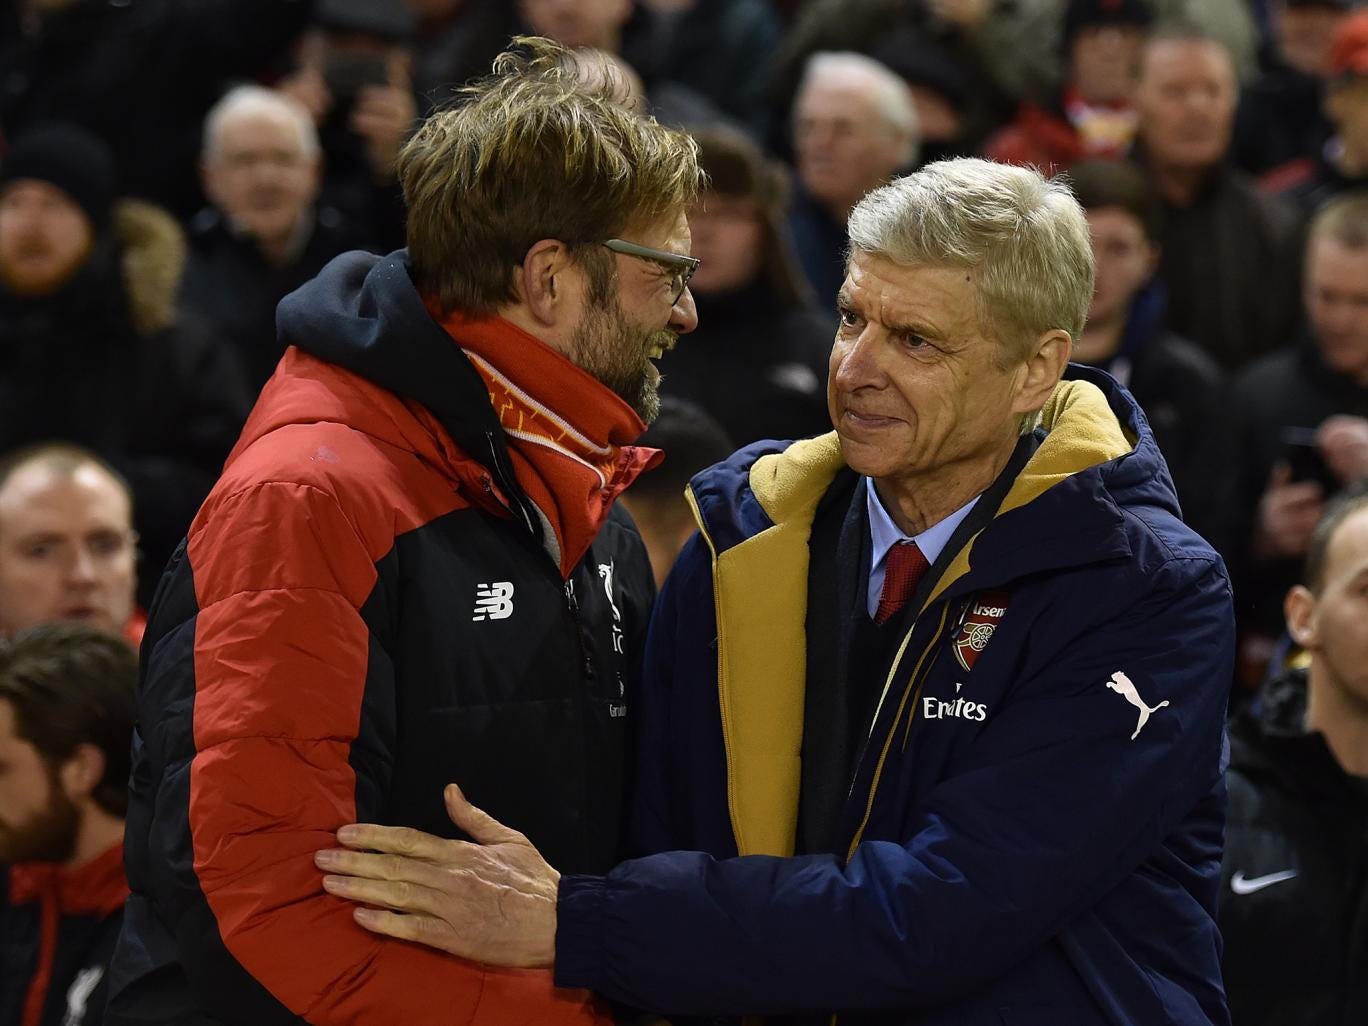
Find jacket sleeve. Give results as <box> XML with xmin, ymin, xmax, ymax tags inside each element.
<box><xmin>162</xmin><ymin>479</ymin><xmax>608</xmax><ymax>1026</ymax></box>
<box><xmin>555</xmin><ymin>556</ymin><xmax>1233</xmax><ymax>1017</ymax></box>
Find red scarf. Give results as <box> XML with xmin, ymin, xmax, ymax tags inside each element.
<box><xmin>431</xmin><ymin>309</ymin><xmax>662</xmax><ymax>578</ymax></box>
<box><xmin>9</xmin><ymin>841</ymin><xmax>129</xmax><ymax>1026</ymax></box>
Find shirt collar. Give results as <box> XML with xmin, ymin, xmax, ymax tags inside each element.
<box><xmin>866</xmin><ymin>480</ymin><xmax>981</xmax><ymax>571</ymax></box>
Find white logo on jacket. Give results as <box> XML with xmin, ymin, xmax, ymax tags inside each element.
<box><xmin>1105</xmin><ymin>670</ymin><xmax>1169</xmax><ymax>740</ymax></box>
<box><xmin>472</xmin><ymin>582</ymin><xmax>515</xmax><ymax>621</ymax></box>
<box><xmin>599</xmin><ymin>561</ymin><xmax>626</xmax><ymax>656</ymax></box>
<box><xmin>1230</xmin><ymin>869</ymin><xmax>1298</xmax><ymax>895</ymax></box>
<box><xmin>62</xmin><ymin>967</ymin><xmax>104</xmax><ymax>1026</ymax></box>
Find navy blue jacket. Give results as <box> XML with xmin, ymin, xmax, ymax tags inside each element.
<box><xmin>555</xmin><ymin>367</ymin><xmax>1234</xmax><ymax>1025</ymax></box>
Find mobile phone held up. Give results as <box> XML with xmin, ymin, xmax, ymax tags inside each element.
<box><xmin>323</xmin><ymin>48</ymin><xmax>389</xmax><ymax>114</ymax></box>
<box><xmin>1279</xmin><ymin>426</ymin><xmax>1341</xmax><ymax>496</ymax></box>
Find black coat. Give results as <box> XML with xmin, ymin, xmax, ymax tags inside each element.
<box><xmin>0</xmin><ymin>201</ymin><xmax>250</xmax><ymax>603</ymax></box>
<box><xmin>1197</xmin><ymin>338</ymin><xmax>1368</xmax><ymax>636</ymax></box>
<box><xmin>659</xmin><ymin>280</ymin><xmax>835</xmax><ymax>447</ymax></box>
<box><xmin>180</xmin><ymin>207</ymin><xmax>366</xmax><ymax>396</ymax></box>
<box><xmin>1219</xmin><ymin>671</ymin><xmax>1368</xmax><ymax>1026</ymax></box>
<box><xmin>0</xmin><ymin>0</ymin><xmax>311</xmax><ymax>216</ymax></box>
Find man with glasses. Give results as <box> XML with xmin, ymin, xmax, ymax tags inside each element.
<box><xmin>0</xmin><ymin>444</ymin><xmax>141</xmax><ymax>645</ymax></box>
<box><xmin>107</xmin><ymin>36</ymin><xmax>702</xmax><ymax>1026</ymax></box>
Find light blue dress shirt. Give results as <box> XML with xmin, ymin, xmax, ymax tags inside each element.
<box><xmin>865</xmin><ymin>481</ymin><xmax>981</xmax><ymax>618</ymax></box>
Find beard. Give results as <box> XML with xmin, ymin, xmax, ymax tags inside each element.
<box><xmin>0</xmin><ymin>763</ymin><xmax>79</xmax><ymax>864</ymax></box>
<box><xmin>567</xmin><ymin>291</ymin><xmax>674</xmax><ymax>424</ymax></box>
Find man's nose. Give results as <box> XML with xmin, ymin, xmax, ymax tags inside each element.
<box><xmin>834</xmin><ymin>328</ymin><xmax>885</xmax><ymax>389</ymax></box>
<box><xmin>669</xmin><ymin>287</ymin><xmax>699</xmax><ymax>335</ymax></box>
<box><xmin>67</xmin><ymin>547</ymin><xmax>99</xmax><ymax>585</ymax></box>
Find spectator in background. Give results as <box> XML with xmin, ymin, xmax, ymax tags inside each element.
<box><xmin>619</xmin><ymin>0</ymin><xmax>781</xmax><ymax>141</ymax></box>
<box><xmin>0</xmin><ymin>445</ymin><xmax>141</xmax><ymax>647</ymax></box>
<box><xmin>0</xmin><ymin>0</ymin><xmax>310</xmax><ymax>217</ymax></box>
<box><xmin>1269</xmin><ymin>7</ymin><xmax>1368</xmax><ymax>215</ymax></box>
<box><xmin>0</xmin><ymin>125</ymin><xmax>249</xmax><ymax>607</ymax></box>
<box><xmin>0</xmin><ymin>623</ymin><xmax>137</xmax><ymax>1026</ymax></box>
<box><xmin>1219</xmin><ymin>487</ymin><xmax>1368</xmax><ymax>1025</ymax></box>
<box><xmin>984</xmin><ymin>0</ymin><xmax>1153</xmax><ymax>177</ymax></box>
<box><xmin>867</xmin><ymin>26</ymin><xmax>974</xmax><ymax>165</ymax></box>
<box><xmin>789</xmin><ymin>52</ymin><xmax>918</xmax><ymax>306</ymax></box>
<box><xmin>662</xmin><ymin>125</ymin><xmax>835</xmax><ymax>446</ymax></box>
<box><xmin>1068</xmin><ymin>159</ymin><xmax>1222</xmax><ymax>509</ymax></box>
<box><xmin>1132</xmin><ymin>21</ymin><xmax>1301</xmax><ymax>370</ymax></box>
<box><xmin>620</xmin><ymin>397</ymin><xmax>733</xmax><ymax>587</ymax></box>
<box><xmin>278</xmin><ymin>0</ymin><xmax>418</xmax><ymax>254</ymax></box>
<box><xmin>1202</xmin><ymin>191</ymin><xmax>1368</xmax><ymax>678</ymax></box>
<box><xmin>406</xmin><ymin>0</ymin><xmax>522</xmax><ymax>109</ymax></box>
<box><xmin>184</xmin><ymin>86</ymin><xmax>365</xmax><ymax>396</ymax></box>
<box><xmin>516</xmin><ymin>0</ymin><xmax>633</xmax><ymax>51</ymax></box>
<box><xmin>1235</xmin><ymin>0</ymin><xmax>1353</xmax><ymax>177</ymax></box>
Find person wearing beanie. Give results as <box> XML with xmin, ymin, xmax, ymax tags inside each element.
<box><xmin>0</xmin><ymin>123</ymin><xmax>250</xmax><ymax>607</ymax></box>
<box><xmin>982</xmin><ymin>0</ymin><xmax>1153</xmax><ymax>176</ymax></box>
<box><xmin>658</xmin><ymin>124</ymin><xmax>836</xmax><ymax>447</ymax></box>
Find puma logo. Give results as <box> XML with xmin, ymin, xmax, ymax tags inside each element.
<box><xmin>1105</xmin><ymin>670</ymin><xmax>1169</xmax><ymax>740</ymax></box>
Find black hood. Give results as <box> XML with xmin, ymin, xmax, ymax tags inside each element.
<box><xmin>275</xmin><ymin>248</ymin><xmax>543</xmax><ymax>540</ymax></box>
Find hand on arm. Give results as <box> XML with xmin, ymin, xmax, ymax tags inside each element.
<box><xmin>318</xmin><ymin>784</ymin><xmax>560</xmax><ymax>968</ymax></box>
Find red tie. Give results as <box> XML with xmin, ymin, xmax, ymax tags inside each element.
<box><xmin>875</xmin><ymin>540</ymin><xmax>930</xmax><ymax>625</ymax></box>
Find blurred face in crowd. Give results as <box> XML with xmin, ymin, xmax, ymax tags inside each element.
<box><xmin>686</xmin><ymin>192</ymin><xmax>764</xmax><ymax>294</ymax></box>
<box><xmin>517</xmin><ymin>0</ymin><xmax>632</xmax><ymax>51</ymax></box>
<box><xmin>0</xmin><ymin>180</ymin><xmax>93</xmax><ymax>298</ymax></box>
<box><xmin>1287</xmin><ymin>505</ymin><xmax>1368</xmax><ymax>710</ymax></box>
<box><xmin>1275</xmin><ymin>1</ymin><xmax>1345</xmax><ymax>77</ymax></box>
<box><xmin>202</xmin><ymin>105</ymin><xmax>320</xmax><ymax>250</ymax></box>
<box><xmin>0</xmin><ymin>699</ymin><xmax>78</xmax><ymax>865</ymax></box>
<box><xmin>795</xmin><ymin>73</ymin><xmax>913</xmax><ymax>219</ymax></box>
<box><xmin>0</xmin><ymin>461</ymin><xmax>136</xmax><ymax>639</ymax></box>
<box><xmin>1135</xmin><ymin>38</ymin><xmax>1237</xmax><ymax>172</ymax></box>
<box><xmin>1305</xmin><ymin>236</ymin><xmax>1368</xmax><ymax>383</ymax></box>
<box><xmin>1071</xmin><ymin>26</ymin><xmax>1145</xmax><ymax>105</ymax></box>
<box><xmin>1085</xmin><ymin>206</ymin><xmax>1157</xmax><ymax>329</ymax></box>
<box><xmin>829</xmin><ymin>251</ymin><xmax>1047</xmax><ymax>498</ymax></box>
<box><xmin>569</xmin><ymin>208</ymin><xmax>697</xmax><ymax>422</ymax></box>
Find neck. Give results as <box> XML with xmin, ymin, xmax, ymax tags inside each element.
<box><xmin>874</xmin><ymin>436</ymin><xmax>1016</xmax><ymax>536</ymax></box>
<box><xmin>1306</xmin><ymin>666</ymin><xmax>1368</xmax><ymax>776</ymax></box>
<box><xmin>67</xmin><ymin>805</ymin><xmax>123</xmax><ymax>869</ymax></box>
<box><xmin>1075</xmin><ymin>313</ymin><xmax>1126</xmax><ymax>365</ymax></box>
<box><xmin>1148</xmin><ymin>162</ymin><xmax>1208</xmax><ymax>207</ymax></box>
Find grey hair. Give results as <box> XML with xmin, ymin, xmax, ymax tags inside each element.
<box><xmin>799</xmin><ymin>51</ymin><xmax>920</xmax><ymax>167</ymax></box>
<box><xmin>848</xmin><ymin>159</ymin><xmax>1092</xmax><ymax>434</ymax></box>
<box><xmin>202</xmin><ymin>85</ymin><xmax>320</xmax><ymax>162</ymax></box>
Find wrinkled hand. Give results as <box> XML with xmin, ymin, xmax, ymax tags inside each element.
<box><xmin>1316</xmin><ymin>415</ymin><xmax>1368</xmax><ymax>486</ymax></box>
<box><xmin>351</xmin><ymin>55</ymin><xmax>416</xmax><ymax>180</ymax></box>
<box><xmin>1255</xmin><ymin>462</ymin><xmax>1323</xmax><ymax>561</ymax></box>
<box><xmin>316</xmin><ymin>784</ymin><xmax>559</xmax><ymax>968</ymax></box>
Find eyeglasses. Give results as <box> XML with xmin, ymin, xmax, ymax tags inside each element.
<box><xmin>602</xmin><ymin>238</ymin><xmax>701</xmax><ymax>305</ymax></box>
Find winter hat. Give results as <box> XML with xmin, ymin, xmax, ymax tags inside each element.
<box><xmin>0</xmin><ymin>123</ymin><xmax>118</xmax><ymax>229</ymax></box>
<box><xmin>1063</xmin><ymin>0</ymin><xmax>1155</xmax><ymax>52</ymax></box>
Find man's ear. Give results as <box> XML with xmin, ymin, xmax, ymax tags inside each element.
<box><xmin>513</xmin><ymin>239</ymin><xmax>573</xmax><ymax>327</ymax></box>
<box><xmin>59</xmin><ymin>743</ymin><xmax>106</xmax><ymax>802</ymax></box>
<box><xmin>1285</xmin><ymin>584</ymin><xmax>1319</xmax><ymax>650</ymax></box>
<box><xmin>1012</xmin><ymin>329</ymin><xmax>1071</xmax><ymax>418</ymax></box>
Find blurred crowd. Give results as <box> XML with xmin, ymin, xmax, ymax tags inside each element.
<box><xmin>0</xmin><ymin>1</ymin><xmax>1366</xmax><ymax>1024</ymax></box>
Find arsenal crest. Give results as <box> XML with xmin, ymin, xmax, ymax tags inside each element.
<box><xmin>953</xmin><ymin>591</ymin><xmax>1010</xmax><ymax>672</ymax></box>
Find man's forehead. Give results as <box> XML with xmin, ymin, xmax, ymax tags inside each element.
<box><xmin>0</xmin><ymin>463</ymin><xmax>130</xmax><ymax>528</ymax></box>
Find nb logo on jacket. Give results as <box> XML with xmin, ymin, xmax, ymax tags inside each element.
<box><xmin>472</xmin><ymin>582</ymin><xmax>515</xmax><ymax>621</ymax></box>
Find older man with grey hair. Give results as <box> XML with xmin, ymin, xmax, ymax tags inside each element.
<box><xmin>314</xmin><ymin>158</ymin><xmax>1235</xmax><ymax>1026</ymax></box>
<box><xmin>182</xmin><ymin>85</ymin><xmax>364</xmax><ymax>392</ymax></box>
<box><xmin>790</xmin><ymin>50</ymin><xmax>920</xmax><ymax>305</ymax></box>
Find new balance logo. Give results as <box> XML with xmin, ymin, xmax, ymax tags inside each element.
<box><xmin>472</xmin><ymin>582</ymin><xmax>514</xmax><ymax>621</ymax></box>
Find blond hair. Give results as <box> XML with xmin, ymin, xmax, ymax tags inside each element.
<box><xmin>397</xmin><ymin>36</ymin><xmax>704</xmax><ymax>315</ymax></box>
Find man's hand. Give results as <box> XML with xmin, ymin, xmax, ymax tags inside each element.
<box><xmin>315</xmin><ymin>784</ymin><xmax>560</xmax><ymax>968</ymax></box>
<box><xmin>1316</xmin><ymin>415</ymin><xmax>1368</xmax><ymax>486</ymax></box>
<box><xmin>926</xmin><ymin>0</ymin><xmax>992</xmax><ymax>29</ymax></box>
<box><xmin>1254</xmin><ymin>462</ymin><xmax>1323</xmax><ymax>561</ymax></box>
